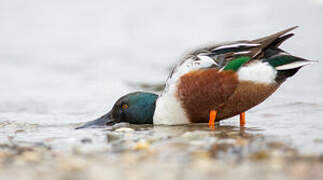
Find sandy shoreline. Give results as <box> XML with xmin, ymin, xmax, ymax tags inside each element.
<box><xmin>1</xmin><ymin>124</ymin><xmax>323</xmax><ymax>180</ymax></box>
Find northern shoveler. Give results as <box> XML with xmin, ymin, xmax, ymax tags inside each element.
<box><xmin>76</xmin><ymin>26</ymin><xmax>314</xmax><ymax>129</ymax></box>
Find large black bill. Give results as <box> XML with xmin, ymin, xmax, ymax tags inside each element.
<box><xmin>75</xmin><ymin>111</ymin><xmax>114</xmax><ymax>129</ymax></box>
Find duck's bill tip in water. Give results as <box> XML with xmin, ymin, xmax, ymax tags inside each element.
<box><xmin>75</xmin><ymin>111</ymin><xmax>114</xmax><ymax>129</ymax></box>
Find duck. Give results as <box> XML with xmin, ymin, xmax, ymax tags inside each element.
<box><xmin>76</xmin><ymin>26</ymin><xmax>314</xmax><ymax>129</ymax></box>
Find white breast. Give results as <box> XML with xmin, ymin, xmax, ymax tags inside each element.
<box><xmin>153</xmin><ymin>83</ymin><xmax>190</xmax><ymax>125</ymax></box>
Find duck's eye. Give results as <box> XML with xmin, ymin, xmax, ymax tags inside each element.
<box><xmin>121</xmin><ymin>103</ymin><xmax>128</xmax><ymax>110</ymax></box>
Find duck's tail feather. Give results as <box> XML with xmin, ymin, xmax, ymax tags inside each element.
<box><xmin>274</xmin><ymin>58</ymin><xmax>314</xmax><ymax>70</ymax></box>
<box><xmin>253</xmin><ymin>26</ymin><xmax>298</xmax><ymax>50</ymax></box>
<box><xmin>269</xmin><ymin>33</ymin><xmax>295</xmax><ymax>48</ymax></box>
<box><xmin>265</xmin><ymin>55</ymin><xmax>315</xmax><ymax>70</ymax></box>
<box><xmin>264</xmin><ymin>55</ymin><xmax>316</xmax><ymax>82</ymax></box>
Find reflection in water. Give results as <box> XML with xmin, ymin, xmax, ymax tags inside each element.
<box><xmin>108</xmin><ymin>123</ymin><xmax>262</xmax><ymax>137</ymax></box>
<box><xmin>100</xmin><ymin>123</ymin><xmax>273</xmax><ymax>159</ymax></box>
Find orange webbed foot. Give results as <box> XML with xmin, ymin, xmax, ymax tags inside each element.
<box><xmin>240</xmin><ymin>112</ymin><xmax>246</xmax><ymax>126</ymax></box>
<box><xmin>209</xmin><ymin>110</ymin><xmax>217</xmax><ymax>129</ymax></box>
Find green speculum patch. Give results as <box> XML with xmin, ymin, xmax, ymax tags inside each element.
<box><xmin>223</xmin><ymin>56</ymin><xmax>251</xmax><ymax>71</ymax></box>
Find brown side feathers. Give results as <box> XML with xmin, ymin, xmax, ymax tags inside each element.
<box><xmin>215</xmin><ymin>81</ymin><xmax>280</xmax><ymax>121</ymax></box>
<box><xmin>176</xmin><ymin>69</ymin><xmax>238</xmax><ymax>123</ymax></box>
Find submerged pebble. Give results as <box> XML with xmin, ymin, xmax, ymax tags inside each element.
<box><xmin>181</xmin><ymin>131</ymin><xmax>210</xmax><ymax>141</ymax></box>
<box><xmin>106</xmin><ymin>132</ymin><xmax>123</xmax><ymax>143</ymax></box>
<box><xmin>18</xmin><ymin>151</ymin><xmax>41</xmax><ymax>162</ymax></box>
<box><xmin>115</xmin><ymin>127</ymin><xmax>135</xmax><ymax>132</ymax></box>
<box><xmin>134</xmin><ymin>139</ymin><xmax>150</xmax><ymax>151</ymax></box>
<box><xmin>60</xmin><ymin>157</ymin><xmax>87</xmax><ymax>171</ymax></box>
<box><xmin>81</xmin><ymin>138</ymin><xmax>92</xmax><ymax>144</ymax></box>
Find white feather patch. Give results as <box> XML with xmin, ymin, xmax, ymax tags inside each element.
<box><xmin>196</xmin><ymin>55</ymin><xmax>218</xmax><ymax>65</ymax></box>
<box><xmin>153</xmin><ymin>84</ymin><xmax>190</xmax><ymax>125</ymax></box>
<box><xmin>234</xmin><ymin>51</ymin><xmax>251</xmax><ymax>55</ymax></box>
<box><xmin>212</xmin><ymin>43</ymin><xmax>260</xmax><ymax>51</ymax></box>
<box><xmin>275</xmin><ymin>61</ymin><xmax>312</xmax><ymax>70</ymax></box>
<box><xmin>238</xmin><ymin>61</ymin><xmax>277</xmax><ymax>84</ymax></box>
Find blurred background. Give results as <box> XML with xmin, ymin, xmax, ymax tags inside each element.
<box><xmin>0</xmin><ymin>0</ymin><xmax>323</xmax><ymax>151</ymax></box>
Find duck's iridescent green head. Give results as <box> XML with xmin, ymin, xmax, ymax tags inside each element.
<box><xmin>76</xmin><ymin>92</ymin><xmax>158</xmax><ymax>129</ymax></box>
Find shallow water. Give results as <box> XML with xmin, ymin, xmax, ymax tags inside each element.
<box><xmin>1</xmin><ymin>0</ymin><xmax>323</xmax><ymax>179</ymax></box>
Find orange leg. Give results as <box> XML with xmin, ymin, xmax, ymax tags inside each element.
<box><xmin>209</xmin><ymin>110</ymin><xmax>217</xmax><ymax>127</ymax></box>
<box><xmin>240</xmin><ymin>112</ymin><xmax>246</xmax><ymax>126</ymax></box>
